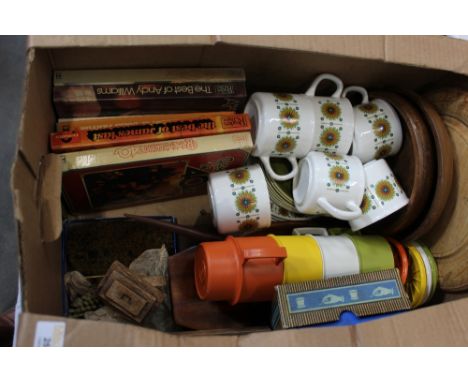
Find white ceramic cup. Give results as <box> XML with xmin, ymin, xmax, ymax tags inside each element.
<box><xmin>314</xmin><ymin>235</ymin><xmax>360</xmax><ymax>278</ymax></box>
<box><xmin>244</xmin><ymin>73</ymin><xmax>354</xmax><ymax>181</ymax></box>
<box><xmin>306</xmin><ymin>74</ymin><xmax>355</xmax><ymax>156</ymax></box>
<box><xmin>342</xmin><ymin>86</ymin><xmax>403</xmax><ymax>163</ymax></box>
<box><xmin>349</xmin><ymin>159</ymin><xmax>409</xmax><ymax>231</ymax></box>
<box><xmin>293</xmin><ymin>151</ymin><xmax>365</xmax><ymax>220</ymax></box>
<box><xmin>245</xmin><ymin>92</ymin><xmax>315</xmax><ymax>181</ymax></box>
<box><xmin>208</xmin><ymin>164</ymin><xmax>271</xmax><ymax>234</ymax></box>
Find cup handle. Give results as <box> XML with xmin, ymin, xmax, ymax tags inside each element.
<box><xmin>305</xmin><ymin>73</ymin><xmax>344</xmax><ymax>98</ymax></box>
<box><xmin>317</xmin><ymin>197</ymin><xmax>363</xmax><ymax>220</ymax></box>
<box><xmin>342</xmin><ymin>86</ymin><xmax>369</xmax><ymax>104</ymax></box>
<box><xmin>292</xmin><ymin>227</ymin><xmax>329</xmax><ymax>236</ymax></box>
<box><xmin>260</xmin><ymin>156</ymin><xmax>298</xmax><ymax>181</ymax></box>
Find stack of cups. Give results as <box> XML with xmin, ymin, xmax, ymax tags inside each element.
<box><xmin>238</xmin><ymin>73</ymin><xmax>409</xmax><ymax>233</ymax></box>
<box><xmin>244</xmin><ymin>74</ymin><xmax>355</xmax><ymax>182</ymax></box>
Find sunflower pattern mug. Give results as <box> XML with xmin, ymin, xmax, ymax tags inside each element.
<box><xmin>342</xmin><ymin>86</ymin><xmax>403</xmax><ymax>163</ymax></box>
<box><xmin>269</xmin><ymin>93</ymin><xmax>304</xmax><ymax>156</ymax></box>
<box><xmin>244</xmin><ymin>73</ymin><xmax>355</xmax><ymax>181</ymax></box>
<box><xmin>349</xmin><ymin>159</ymin><xmax>409</xmax><ymax>231</ymax></box>
<box><xmin>245</xmin><ymin>91</ymin><xmax>316</xmax><ymax>181</ymax></box>
<box><xmin>305</xmin><ymin>74</ymin><xmax>354</xmax><ymax>155</ymax></box>
<box><xmin>208</xmin><ymin>164</ymin><xmax>272</xmax><ymax>234</ymax></box>
<box><xmin>293</xmin><ymin>151</ymin><xmax>365</xmax><ymax>220</ymax></box>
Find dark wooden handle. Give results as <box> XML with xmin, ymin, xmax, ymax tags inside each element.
<box><xmin>124</xmin><ymin>214</ymin><xmax>224</xmax><ymax>242</ymax></box>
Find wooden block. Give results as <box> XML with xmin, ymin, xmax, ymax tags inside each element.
<box><xmin>98</xmin><ymin>261</ymin><xmax>164</xmax><ymax>323</ymax></box>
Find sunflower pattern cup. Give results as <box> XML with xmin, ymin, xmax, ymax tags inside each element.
<box><xmin>245</xmin><ymin>91</ymin><xmax>316</xmax><ymax>181</ymax></box>
<box><xmin>208</xmin><ymin>164</ymin><xmax>272</xmax><ymax>234</ymax></box>
<box><xmin>293</xmin><ymin>151</ymin><xmax>365</xmax><ymax>220</ymax></box>
<box><xmin>272</xmin><ymin>94</ymin><xmax>302</xmax><ymax>155</ymax></box>
<box><xmin>342</xmin><ymin>86</ymin><xmax>403</xmax><ymax>163</ymax></box>
<box><xmin>305</xmin><ymin>74</ymin><xmax>355</xmax><ymax>155</ymax></box>
<box><xmin>244</xmin><ymin>73</ymin><xmax>354</xmax><ymax>181</ymax></box>
<box><xmin>349</xmin><ymin>159</ymin><xmax>409</xmax><ymax>231</ymax></box>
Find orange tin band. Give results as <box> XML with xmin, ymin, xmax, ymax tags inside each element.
<box><xmin>386</xmin><ymin>237</ymin><xmax>409</xmax><ymax>285</ymax></box>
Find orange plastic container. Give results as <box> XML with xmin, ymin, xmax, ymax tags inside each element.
<box><xmin>194</xmin><ymin>236</ymin><xmax>286</xmax><ymax>305</ymax></box>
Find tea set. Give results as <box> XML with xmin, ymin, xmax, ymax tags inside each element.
<box><xmin>208</xmin><ymin>73</ymin><xmax>407</xmax><ymax>235</ymax></box>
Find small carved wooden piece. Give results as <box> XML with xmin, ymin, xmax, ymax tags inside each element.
<box><xmin>98</xmin><ymin>261</ymin><xmax>164</xmax><ymax>323</ymax></box>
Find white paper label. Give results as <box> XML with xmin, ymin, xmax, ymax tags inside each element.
<box><xmin>34</xmin><ymin>321</ymin><xmax>66</xmax><ymax>347</ymax></box>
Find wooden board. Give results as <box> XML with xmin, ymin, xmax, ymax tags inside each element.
<box><xmin>422</xmin><ymin>116</ymin><xmax>468</xmax><ymax>291</ymax></box>
<box><xmin>168</xmin><ymin>247</ymin><xmax>271</xmax><ymax>330</ymax></box>
<box><xmin>422</xmin><ymin>87</ymin><xmax>468</xmax><ymax>258</ymax></box>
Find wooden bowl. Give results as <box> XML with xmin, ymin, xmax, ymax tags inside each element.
<box><xmin>395</xmin><ymin>90</ymin><xmax>454</xmax><ymax>241</ymax></box>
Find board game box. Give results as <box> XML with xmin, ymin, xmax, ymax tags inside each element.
<box><xmin>60</xmin><ymin>131</ymin><xmax>253</xmax><ymax>213</ymax></box>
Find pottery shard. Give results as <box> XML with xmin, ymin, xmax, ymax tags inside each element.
<box><xmin>64</xmin><ymin>270</ymin><xmax>93</xmax><ymax>301</ymax></box>
<box><xmin>98</xmin><ymin>261</ymin><xmax>164</xmax><ymax>323</ymax></box>
<box><xmin>129</xmin><ymin>246</ymin><xmax>168</xmax><ymax>276</ymax></box>
<box><xmin>129</xmin><ymin>246</ymin><xmax>177</xmax><ymax>332</ymax></box>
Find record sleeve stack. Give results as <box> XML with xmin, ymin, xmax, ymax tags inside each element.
<box><xmin>51</xmin><ymin>68</ymin><xmax>252</xmax><ymax>213</ymax></box>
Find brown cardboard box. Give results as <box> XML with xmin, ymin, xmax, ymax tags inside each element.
<box><xmin>12</xmin><ymin>35</ymin><xmax>468</xmax><ymax>346</ymax></box>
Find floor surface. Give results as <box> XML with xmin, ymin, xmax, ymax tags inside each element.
<box><xmin>0</xmin><ymin>36</ymin><xmax>27</xmax><ymax>313</ymax></box>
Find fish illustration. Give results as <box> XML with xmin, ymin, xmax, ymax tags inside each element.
<box><xmin>322</xmin><ymin>294</ymin><xmax>345</xmax><ymax>305</ymax></box>
<box><xmin>372</xmin><ymin>286</ymin><xmax>394</xmax><ymax>297</ymax></box>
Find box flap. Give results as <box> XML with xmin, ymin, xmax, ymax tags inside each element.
<box><xmin>38</xmin><ymin>154</ymin><xmax>63</xmax><ymax>242</ymax></box>
<box><xmin>16</xmin><ymin>296</ymin><xmax>468</xmax><ymax>346</ymax></box>
<box><xmin>218</xmin><ymin>35</ymin><xmax>386</xmax><ymax>60</ymax></box>
<box><xmin>15</xmin><ymin>312</ymin><xmax>353</xmax><ymax>346</ymax></box>
<box><xmin>27</xmin><ymin>36</ymin><xmax>468</xmax><ymax>76</ymax></box>
<box><xmin>17</xmin><ymin>49</ymin><xmax>55</xmax><ymax>177</ymax></box>
<box><xmin>355</xmin><ymin>297</ymin><xmax>468</xmax><ymax>346</ymax></box>
<box><xmin>384</xmin><ymin>36</ymin><xmax>468</xmax><ymax>76</ymax></box>
<box><xmin>27</xmin><ymin>36</ymin><xmax>217</xmax><ymax>49</ymax></box>
<box><xmin>217</xmin><ymin>36</ymin><xmax>468</xmax><ymax>76</ymax></box>
<box><xmin>16</xmin><ymin>313</ymin><xmax>240</xmax><ymax>346</ymax></box>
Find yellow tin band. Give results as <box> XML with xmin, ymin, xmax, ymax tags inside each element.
<box><xmin>270</xmin><ymin>235</ymin><xmax>324</xmax><ymax>283</ymax></box>
<box><xmin>419</xmin><ymin>243</ymin><xmax>438</xmax><ymax>300</ymax></box>
<box><xmin>406</xmin><ymin>245</ymin><xmax>428</xmax><ymax>308</ymax></box>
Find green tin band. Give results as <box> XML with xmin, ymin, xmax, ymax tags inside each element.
<box><xmin>346</xmin><ymin>235</ymin><xmax>395</xmax><ymax>273</ymax></box>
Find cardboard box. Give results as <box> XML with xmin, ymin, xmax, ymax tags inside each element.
<box><xmin>11</xmin><ymin>35</ymin><xmax>468</xmax><ymax>346</ymax></box>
